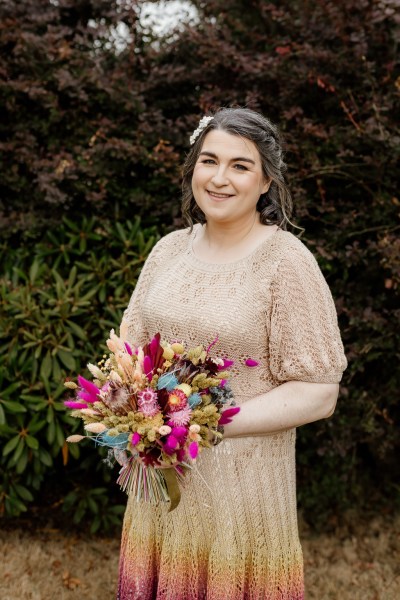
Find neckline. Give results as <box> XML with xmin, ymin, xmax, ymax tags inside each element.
<box><xmin>188</xmin><ymin>223</ymin><xmax>281</xmax><ymax>271</ymax></box>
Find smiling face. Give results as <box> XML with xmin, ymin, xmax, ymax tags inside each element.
<box><xmin>191</xmin><ymin>129</ymin><xmax>270</xmax><ymax>226</ymax></box>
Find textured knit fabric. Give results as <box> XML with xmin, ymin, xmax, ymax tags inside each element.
<box><xmin>117</xmin><ymin>225</ymin><xmax>347</xmax><ymax>600</ymax></box>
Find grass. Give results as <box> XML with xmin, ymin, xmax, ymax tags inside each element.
<box><xmin>0</xmin><ymin>512</ymin><xmax>399</xmax><ymax>599</ymax></box>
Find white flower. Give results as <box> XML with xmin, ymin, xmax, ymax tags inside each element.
<box><xmin>189</xmin><ymin>116</ymin><xmax>214</xmax><ymax>145</ymax></box>
<box><xmin>66</xmin><ymin>434</ymin><xmax>85</xmax><ymax>443</ymax></box>
<box><xmin>87</xmin><ymin>363</ymin><xmax>104</xmax><ymax>380</ymax></box>
<box><xmin>84</xmin><ymin>422</ymin><xmax>107</xmax><ymax>433</ymax></box>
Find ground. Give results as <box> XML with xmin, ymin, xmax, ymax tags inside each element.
<box><xmin>0</xmin><ymin>513</ymin><xmax>399</xmax><ymax>599</ymax></box>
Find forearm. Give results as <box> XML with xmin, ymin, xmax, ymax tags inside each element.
<box><xmin>224</xmin><ymin>381</ymin><xmax>339</xmax><ymax>438</ymax></box>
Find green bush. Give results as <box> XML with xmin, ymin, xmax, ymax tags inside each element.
<box><xmin>0</xmin><ymin>216</ymin><xmax>158</xmax><ymax>529</ymax></box>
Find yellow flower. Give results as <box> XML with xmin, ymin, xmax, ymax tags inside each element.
<box><xmin>64</xmin><ymin>381</ymin><xmax>78</xmax><ymax>389</ymax></box>
<box><xmin>162</xmin><ymin>346</ymin><xmax>175</xmax><ymax>360</ymax></box>
<box><xmin>175</xmin><ymin>383</ymin><xmax>192</xmax><ymax>397</ymax></box>
<box><xmin>171</xmin><ymin>342</ymin><xmax>184</xmax><ymax>354</ymax></box>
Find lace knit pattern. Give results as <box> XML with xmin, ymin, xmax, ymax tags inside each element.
<box><xmin>117</xmin><ymin>225</ymin><xmax>347</xmax><ymax>600</ymax></box>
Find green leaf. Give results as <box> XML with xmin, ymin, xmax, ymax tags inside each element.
<box><xmin>0</xmin><ymin>404</ymin><xmax>4</xmax><ymax>425</ymax></box>
<box><xmin>57</xmin><ymin>349</ymin><xmax>76</xmax><ymax>371</ymax></box>
<box><xmin>39</xmin><ymin>447</ymin><xmax>53</xmax><ymax>467</ymax></box>
<box><xmin>25</xmin><ymin>435</ymin><xmax>39</xmax><ymax>450</ymax></box>
<box><xmin>29</xmin><ymin>260</ymin><xmax>40</xmax><ymax>284</ymax></box>
<box><xmin>14</xmin><ymin>484</ymin><xmax>34</xmax><ymax>502</ymax></box>
<box><xmin>40</xmin><ymin>352</ymin><xmax>52</xmax><ymax>382</ymax></box>
<box><xmin>1</xmin><ymin>401</ymin><xmax>27</xmax><ymax>413</ymax></box>
<box><xmin>9</xmin><ymin>437</ymin><xmax>25</xmax><ymax>465</ymax></box>
<box><xmin>16</xmin><ymin>449</ymin><xmax>28</xmax><ymax>474</ymax></box>
<box><xmin>1</xmin><ymin>382</ymin><xmax>21</xmax><ymax>398</ymax></box>
<box><xmin>65</xmin><ymin>320</ymin><xmax>86</xmax><ymax>341</ymax></box>
<box><xmin>3</xmin><ymin>435</ymin><xmax>20</xmax><ymax>456</ymax></box>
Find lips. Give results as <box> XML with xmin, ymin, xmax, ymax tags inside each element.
<box><xmin>207</xmin><ymin>190</ymin><xmax>234</xmax><ymax>200</ymax></box>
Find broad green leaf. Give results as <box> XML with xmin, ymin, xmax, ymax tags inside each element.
<box><xmin>29</xmin><ymin>260</ymin><xmax>39</xmax><ymax>284</ymax></box>
<box><xmin>66</xmin><ymin>320</ymin><xmax>86</xmax><ymax>341</ymax></box>
<box><xmin>14</xmin><ymin>484</ymin><xmax>34</xmax><ymax>502</ymax></box>
<box><xmin>39</xmin><ymin>447</ymin><xmax>52</xmax><ymax>467</ymax></box>
<box><xmin>57</xmin><ymin>349</ymin><xmax>76</xmax><ymax>370</ymax></box>
<box><xmin>16</xmin><ymin>449</ymin><xmax>28</xmax><ymax>474</ymax></box>
<box><xmin>40</xmin><ymin>352</ymin><xmax>52</xmax><ymax>382</ymax></box>
<box><xmin>1</xmin><ymin>401</ymin><xmax>27</xmax><ymax>413</ymax></box>
<box><xmin>3</xmin><ymin>435</ymin><xmax>20</xmax><ymax>456</ymax></box>
<box><xmin>26</xmin><ymin>435</ymin><xmax>39</xmax><ymax>450</ymax></box>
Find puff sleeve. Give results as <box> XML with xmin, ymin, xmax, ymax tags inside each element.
<box><xmin>268</xmin><ymin>239</ymin><xmax>347</xmax><ymax>384</ymax></box>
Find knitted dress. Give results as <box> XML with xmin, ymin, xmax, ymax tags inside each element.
<box><xmin>117</xmin><ymin>225</ymin><xmax>347</xmax><ymax>600</ymax></box>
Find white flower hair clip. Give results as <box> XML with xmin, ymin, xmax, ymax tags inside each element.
<box><xmin>189</xmin><ymin>115</ymin><xmax>214</xmax><ymax>145</ymax></box>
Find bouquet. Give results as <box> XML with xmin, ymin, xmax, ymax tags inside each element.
<box><xmin>64</xmin><ymin>326</ymin><xmax>240</xmax><ymax>510</ymax></box>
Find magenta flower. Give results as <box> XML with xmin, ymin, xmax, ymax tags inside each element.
<box><xmin>131</xmin><ymin>432</ymin><xmax>141</xmax><ymax>446</ymax></box>
<box><xmin>77</xmin><ymin>375</ymin><xmax>100</xmax><ymax>402</ymax></box>
<box><xmin>189</xmin><ymin>441</ymin><xmax>199</xmax><ymax>459</ymax></box>
<box><xmin>78</xmin><ymin>391</ymin><xmax>96</xmax><ymax>403</ymax></box>
<box><xmin>244</xmin><ymin>358</ymin><xmax>259</xmax><ymax>367</ymax></box>
<box><xmin>143</xmin><ymin>355</ymin><xmax>153</xmax><ymax>381</ymax></box>
<box><xmin>218</xmin><ymin>359</ymin><xmax>234</xmax><ymax>370</ymax></box>
<box><xmin>219</xmin><ymin>406</ymin><xmax>241</xmax><ymax>425</ymax></box>
<box><xmin>171</xmin><ymin>426</ymin><xmax>188</xmax><ymax>440</ymax></box>
<box><xmin>124</xmin><ymin>342</ymin><xmax>133</xmax><ymax>356</ymax></box>
<box><xmin>64</xmin><ymin>401</ymin><xmax>88</xmax><ymax>409</ymax></box>
<box><xmin>164</xmin><ymin>435</ymin><xmax>178</xmax><ymax>454</ymax></box>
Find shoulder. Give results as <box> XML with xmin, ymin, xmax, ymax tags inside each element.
<box><xmin>271</xmin><ymin>230</ymin><xmax>324</xmax><ymax>276</ymax></box>
<box><xmin>148</xmin><ymin>227</ymin><xmax>193</xmax><ymax>257</ymax></box>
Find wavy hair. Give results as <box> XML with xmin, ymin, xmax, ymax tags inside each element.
<box><xmin>182</xmin><ymin>107</ymin><xmax>296</xmax><ymax>231</ymax></box>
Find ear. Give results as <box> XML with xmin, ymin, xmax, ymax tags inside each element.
<box><xmin>261</xmin><ymin>177</ymin><xmax>272</xmax><ymax>195</ymax></box>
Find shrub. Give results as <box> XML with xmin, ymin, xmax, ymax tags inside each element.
<box><xmin>0</xmin><ymin>216</ymin><xmax>158</xmax><ymax>530</ymax></box>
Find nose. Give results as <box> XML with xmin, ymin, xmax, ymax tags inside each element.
<box><xmin>211</xmin><ymin>165</ymin><xmax>229</xmax><ymax>187</ymax></box>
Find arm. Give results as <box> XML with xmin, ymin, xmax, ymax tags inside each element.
<box><xmin>224</xmin><ymin>381</ymin><xmax>339</xmax><ymax>438</ymax></box>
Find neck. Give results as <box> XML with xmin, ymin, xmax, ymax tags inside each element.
<box><xmin>202</xmin><ymin>213</ymin><xmax>260</xmax><ymax>249</ymax></box>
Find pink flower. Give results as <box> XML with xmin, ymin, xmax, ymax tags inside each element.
<box><xmin>167</xmin><ymin>406</ymin><xmax>192</xmax><ymax>426</ymax></box>
<box><xmin>171</xmin><ymin>426</ymin><xmax>188</xmax><ymax>440</ymax></box>
<box><xmin>218</xmin><ymin>358</ymin><xmax>234</xmax><ymax>370</ymax></box>
<box><xmin>189</xmin><ymin>441</ymin><xmax>199</xmax><ymax>459</ymax></box>
<box><xmin>137</xmin><ymin>388</ymin><xmax>160</xmax><ymax>416</ymax></box>
<box><xmin>219</xmin><ymin>406</ymin><xmax>241</xmax><ymax>425</ymax></box>
<box><xmin>164</xmin><ymin>435</ymin><xmax>178</xmax><ymax>453</ymax></box>
<box><xmin>131</xmin><ymin>432</ymin><xmax>141</xmax><ymax>446</ymax></box>
<box><xmin>64</xmin><ymin>401</ymin><xmax>87</xmax><ymax>409</ymax></box>
<box><xmin>244</xmin><ymin>358</ymin><xmax>259</xmax><ymax>367</ymax></box>
<box><xmin>167</xmin><ymin>389</ymin><xmax>188</xmax><ymax>412</ymax></box>
<box><xmin>78</xmin><ymin>375</ymin><xmax>100</xmax><ymax>400</ymax></box>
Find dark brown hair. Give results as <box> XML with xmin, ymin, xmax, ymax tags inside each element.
<box><xmin>182</xmin><ymin>107</ymin><xmax>295</xmax><ymax>231</ymax></box>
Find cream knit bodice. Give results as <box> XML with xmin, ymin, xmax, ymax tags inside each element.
<box><xmin>123</xmin><ymin>224</ymin><xmax>346</xmax><ymax>399</ymax></box>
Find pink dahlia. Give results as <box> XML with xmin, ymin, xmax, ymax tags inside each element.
<box><xmin>137</xmin><ymin>387</ymin><xmax>160</xmax><ymax>416</ymax></box>
<box><xmin>167</xmin><ymin>406</ymin><xmax>192</xmax><ymax>426</ymax></box>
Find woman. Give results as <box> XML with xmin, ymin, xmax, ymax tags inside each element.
<box><xmin>117</xmin><ymin>107</ymin><xmax>347</xmax><ymax>600</ymax></box>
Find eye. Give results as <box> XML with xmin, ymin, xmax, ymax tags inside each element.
<box><xmin>200</xmin><ymin>159</ymin><xmax>216</xmax><ymax>164</ymax></box>
<box><xmin>233</xmin><ymin>164</ymin><xmax>248</xmax><ymax>171</ymax></box>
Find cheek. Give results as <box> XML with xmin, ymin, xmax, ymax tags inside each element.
<box><xmin>192</xmin><ymin>166</ymin><xmax>207</xmax><ymax>189</ymax></box>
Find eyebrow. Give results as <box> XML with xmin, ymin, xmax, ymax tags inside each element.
<box><xmin>199</xmin><ymin>151</ymin><xmax>256</xmax><ymax>165</ymax></box>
